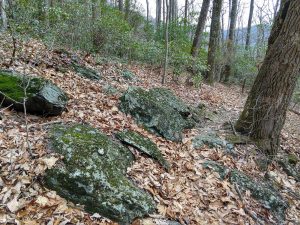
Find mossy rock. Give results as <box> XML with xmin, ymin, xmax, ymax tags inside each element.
<box><xmin>72</xmin><ymin>63</ymin><xmax>101</xmax><ymax>80</ymax></box>
<box><xmin>192</xmin><ymin>132</ymin><xmax>235</xmax><ymax>153</ymax></box>
<box><xmin>276</xmin><ymin>157</ymin><xmax>300</xmax><ymax>182</ymax></box>
<box><xmin>116</xmin><ymin>130</ymin><xmax>170</xmax><ymax>170</ymax></box>
<box><xmin>122</xmin><ymin>70</ymin><xmax>136</xmax><ymax>81</ymax></box>
<box><xmin>203</xmin><ymin>161</ymin><xmax>288</xmax><ymax>221</ymax></box>
<box><xmin>44</xmin><ymin>124</ymin><xmax>155</xmax><ymax>225</ymax></box>
<box><xmin>119</xmin><ymin>87</ymin><xmax>198</xmax><ymax>142</ymax></box>
<box><xmin>0</xmin><ymin>70</ymin><xmax>67</xmax><ymax>116</ymax></box>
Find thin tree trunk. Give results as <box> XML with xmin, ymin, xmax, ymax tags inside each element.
<box><xmin>125</xmin><ymin>0</ymin><xmax>130</xmax><ymax>20</ymax></box>
<box><xmin>184</xmin><ymin>0</ymin><xmax>188</xmax><ymax>26</ymax></box>
<box><xmin>191</xmin><ymin>0</ymin><xmax>210</xmax><ymax>57</ymax></box>
<box><xmin>1</xmin><ymin>0</ymin><xmax>7</xmax><ymax>30</ymax></box>
<box><xmin>146</xmin><ymin>0</ymin><xmax>149</xmax><ymax>22</ymax></box>
<box><xmin>245</xmin><ymin>0</ymin><xmax>254</xmax><ymax>50</ymax></box>
<box><xmin>162</xmin><ymin>0</ymin><xmax>169</xmax><ymax>85</ymax></box>
<box><xmin>207</xmin><ymin>0</ymin><xmax>223</xmax><ymax>84</ymax></box>
<box><xmin>223</xmin><ymin>0</ymin><xmax>237</xmax><ymax>82</ymax></box>
<box><xmin>119</xmin><ymin>0</ymin><xmax>123</xmax><ymax>11</ymax></box>
<box><xmin>235</xmin><ymin>0</ymin><xmax>300</xmax><ymax>156</ymax></box>
<box><xmin>156</xmin><ymin>0</ymin><xmax>162</xmax><ymax>31</ymax></box>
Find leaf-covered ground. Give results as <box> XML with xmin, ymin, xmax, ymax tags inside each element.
<box><xmin>0</xmin><ymin>35</ymin><xmax>299</xmax><ymax>225</ymax></box>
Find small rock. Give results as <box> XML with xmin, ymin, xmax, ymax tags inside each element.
<box><xmin>116</xmin><ymin>130</ymin><xmax>170</xmax><ymax>170</ymax></box>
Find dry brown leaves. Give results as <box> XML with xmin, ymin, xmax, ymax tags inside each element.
<box><xmin>0</xmin><ymin>35</ymin><xmax>299</xmax><ymax>225</ymax></box>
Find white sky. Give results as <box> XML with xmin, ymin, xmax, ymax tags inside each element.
<box><xmin>137</xmin><ymin>0</ymin><xmax>279</xmax><ymax>27</ymax></box>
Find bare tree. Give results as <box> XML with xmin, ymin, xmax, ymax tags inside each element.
<box><xmin>223</xmin><ymin>0</ymin><xmax>238</xmax><ymax>82</ymax></box>
<box><xmin>191</xmin><ymin>0</ymin><xmax>211</xmax><ymax>58</ymax></box>
<box><xmin>119</xmin><ymin>0</ymin><xmax>123</xmax><ymax>11</ymax></box>
<box><xmin>245</xmin><ymin>0</ymin><xmax>254</xmax><ymax>50</ymax></box>
<box><xmin>184</xmin><ymin>0</ymin><xmax>188</xmax><ymax>26</ymax></box>
<box><xmin>1</xmin><ymin>0</ymin><xmax>7</xmax><ymax>30</ymax></box>
<box><xmin>207</xmin><ymin>0</ymin><xmax>223</xmax><ymax>84</ymax></box>
<box><xmin>235</xmin><ymin>0</ymin><xmax>300</xmax><ymax>156</ymax></box>
<box><xmin>156</xmin><ymin>0</ymin><xmax>162</xmax><ymax>30</ymax></box>
<box><xmin>162</xmin><ymin>0</ymin><xmax>169</xmax><ymax>85</ymax></box>
<box><xmin>146</xmin><ymin>0</ymin><xmax>149</xmax><ymax>22</ymax></box>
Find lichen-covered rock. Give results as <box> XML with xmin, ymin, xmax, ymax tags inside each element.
<box><xmin>116</xmin><ymin>130</ymin><xmax>170</xmax><ymax>170</ymax></box>
<box><xmin>122</xmin><ymin>70</ymin><xmax>136</xmax><ymax>81</ymax></box>
<box><xmin>119</xmin><ymin>87</ymin><xmax>197</xmax><ymax>142</ymax></box>
<box><xmin>72</xmin><ymin>63</ymin><xmax>101</xmax><ymax>80</ymax></box>
<box><xmin>203</xmin><ymin>161</ymin><xmax>288</xmax><ymax>221</ymax></box>
<box><xmin>0</xmin><ymin>70</ymin><xmax>67</xmax><ymax>116</ymax></box>
<box><xmin>276</xmin><ymin>158</ymin><xmax>300</xmax><ymax>182</ymax></box>
<box><xmin>192</xmin><ymin>132</ymin><xmax>234</xmax><ymax>153</ymax></box>
<box><xmin>44</xmin><ymin>124</ymin><xmax>155</xmax><ymax>225</ymax></box>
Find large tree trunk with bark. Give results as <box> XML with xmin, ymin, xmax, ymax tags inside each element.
<box><xmin>245</xmin><ymin>0</ymin><xmax>254</xmax><ymax>50</ymax></box>
<box><xmin>223</xmin><ymin>0</ymin><xmax>237</xmax><ymax>82</ymax></box>
<box><xmin>235</xmin><ymin>0</ymin><xmax>300</xmax><ymax>156</ymax></box>
<box><xmin>207</xmin><ymin>0</ymin><xmax>223</xmax><ymax>84</ymax></box>
<box><xmin>191</xmin><ymin>0</ymin><xmax>210</xmax><ymax>58</ymax></box>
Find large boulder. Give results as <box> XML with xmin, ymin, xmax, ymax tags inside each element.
<box><xmin>203</xmin><ymin>161</ymin><xmax>288</xmax><ymax>221</ymax></box>
<box><xmin>0</xmin><ymin>70</ymin><xmax>67</xmax><ymax>116</ymax></box>
<box><xmin>44</xmin><ymin>124</ymin><xmax>155</xmax><ymax>225</ymax></box>
<box><xmin>116</xmin><ymin>130</ymin><xmax>170</xmax><ymax>170</ymax></box>
<box><xmin>119</xmin><ymin>87</ymin><xmax>197</xmax><ymax>142</ymax></box>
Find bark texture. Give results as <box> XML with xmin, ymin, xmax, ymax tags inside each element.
<box><xmin>191</xmin><ymin>0</ymin><xmax>210</xmax><ymax>57</ymax></box>
<box><xmin>207</xmin><ymin>0</ymin><xmax>223</xmax><ymax>84</ymax></box>
<box><xmin>235</xmin><ymin>0</ymin><xmax>300</xmax><ymax>156</ymax></box>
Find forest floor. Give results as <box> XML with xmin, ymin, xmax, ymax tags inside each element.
<box><xmin>0</xmin><ymin>36</ymin><xmax>300</xmax><ymax>225</ymax></box>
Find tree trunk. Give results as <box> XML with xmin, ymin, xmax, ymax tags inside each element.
<box><xmin>191</xmin><ymin>0</ymin><xmax>210</xmax><ymax>58</ymax></box>
<box><xmin>223</xmin><ymin>0</ymin><xmax>237</xmax><ymax>82</ymax></box>
<box><xmin>146</xmin><ymin>0</ymin><xmax>149</xmax><ymax>22</ymax></box>
<box><xmin>235</xmin><ymin>0</ymin><xmax>300</xmax><ymax>156</ymax></box>
<box><xmin>125</xmin><ymin>0</ymin><xmax>130</xmax><ymax>20</ymax></box>
<box><xmin>156</xmin><ymin>0</ymin><xmax>162</xmax><ymax>31</ymax></box>
<box><xmin>245</xmin><ymin>0</ymin><xmax>254</xmax><ymax>50</ymax></box>
<box><xmin>1</xmin><ymin>0</ymin><xmax>7</xmax><ymax>30</ymax></box>
<box><xmin>184</xmin><ymin>0</ymin><xmax>188</xmax><ymax>26</ymax></box>
<box><xmin>162</xmin><ymin>0</ymin><xmax>169</xmax><ymax>85</ymax></box>
<box><xmin>119</xmin><ymin>0</ymin><xmax>123</xmax><ymax>11</ymax></box>
<box><xmin>207</xmin><ymin>0</ymin><xmax>223</xmax><ymax>84</ymax></box>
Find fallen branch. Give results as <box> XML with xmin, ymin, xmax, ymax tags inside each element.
<box><xmin>230</xmin><ymin>120</ymin><xmax>238</xmax><ymax>136</ymax></box>
<box><xmin>234</xmin><ymin>183</ymin><xmax>266</xmax><ymax>225</ymax></box>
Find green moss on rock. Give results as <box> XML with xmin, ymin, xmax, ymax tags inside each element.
<box><xmin>119</xmin><ymin>87</ymin><xmax>198</xmax><ymax>142</ymax></box>
<box><xmin>116</xmin><ymin>130</ymin><xmax>170</xmax><ymax>170</ymax></box>
<box><xmin>72</xmin><ymin>63</ymin><xmax>101</xmax><ymax>80</ymax></box>
<box><xmin>203</xmin><ymin>161</ymin><xmax>288</xmax><ymax>221</ymax></box>
<box><xmin>0</xmin><ymin>70</ymin><xmax>67</xmax><ymax>116</ymax></box>
<box><xmin>44</xmin><ymin>124</ymin><xmax>155</xmax><ymax>225</ymax></box>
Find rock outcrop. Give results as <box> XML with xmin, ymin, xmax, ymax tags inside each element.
<box><xmin>0</xmin><ymin>70</ymin><xmax>67</xmax><ymax>116</ymax></box>
<box><xmin>44</xmin><ymin>124</ymin><xmax>155</xmax><ymax>225</ymax></box>
<box><xmin>119</xmin><ymin>87</ymin><xmax>198</xmax><ymax>142</ymax></box>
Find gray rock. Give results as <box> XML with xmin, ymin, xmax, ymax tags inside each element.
<box><xmin>203</xmin><ymin>161</ymin><xmax>288</xmax><ymax>221</ymax></box>
<box><xmin>119</xmin><ymin>87</ymin><xmax>197</xmax><ymax>142</ymax></box>
<box><xmin>72</xmin><ymin>63</ymin><xmax>101</xmax><ymax>80</ymax></box>
<box><xmin>44</xmin><ymin>124</ymin><xmax>155</xmax><ymax>225</ymax></box>
<box><xmin>116</xmin><ymin>130</ymin><xmax>170</xmax><ymax>170</ymax></box>
<box><xmin>192</xmin><ymin>132</ymin><xmax>234</xmax><ymax>152</ymax></box>
<box><xmin>276</xmin><ymin>158</ymin><xmax>300</xmax><ymax>182</ymax></box>
<box><xmin>0</xmin><ymin>70</ymin><xmax>67</xmax><ymax>116</ymax></box>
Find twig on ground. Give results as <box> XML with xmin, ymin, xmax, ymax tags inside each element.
<box><xmin>234</xmin><ymin>183</ymin><xmax>266</xmax><ymax>225</ymax></box>
<box><xmin>230</xmin><ymin>120</ymin><xmax>238</xmax><ymax>136</ymax></box>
